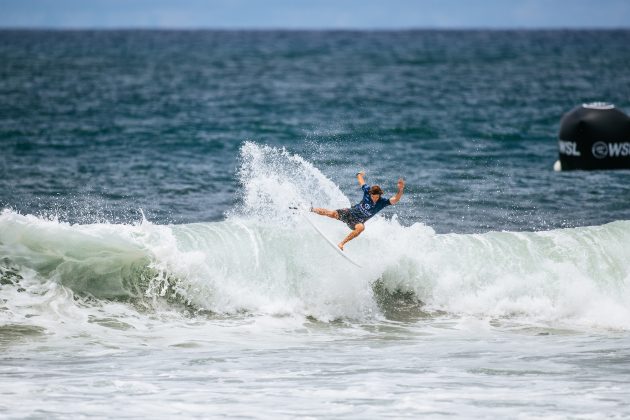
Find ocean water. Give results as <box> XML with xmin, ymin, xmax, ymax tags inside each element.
<box><xmin>1</xmin><ymin>30</ymin><xmax>630</xmax><ymax>418</ymax></box>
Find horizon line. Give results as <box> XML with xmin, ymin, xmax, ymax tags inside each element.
<box><xmin>2</xmin><ymin>26</ymin><xmax>629</xmax><ymax>31</ymax></box>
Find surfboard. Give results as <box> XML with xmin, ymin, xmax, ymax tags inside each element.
<box><xmin>302</xmin><ymin>213</ymin><xmax>362</xmax><ymax>268</ymax></box>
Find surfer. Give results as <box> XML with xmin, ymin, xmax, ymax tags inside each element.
<box><xmin>311</xmin><ymin>171</ymin><xmax>405</xmax><ymax>250</ymax></box>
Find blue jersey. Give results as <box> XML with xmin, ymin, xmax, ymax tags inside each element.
<box><xmin>349</xmin><ymin>184</ymin><xmax>391</xmax><ymax>221</ymax></box>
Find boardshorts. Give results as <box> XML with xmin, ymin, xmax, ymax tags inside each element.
<box><xmin>336</xmin><ymin>208</ymin><xmax>365</xmax><ymax>230</ymax></box>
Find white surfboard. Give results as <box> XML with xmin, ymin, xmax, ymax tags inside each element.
<box><xmin>302</xmin><ymin>213</ymin><xmax>362</xmax><ymax>268</ymax></box>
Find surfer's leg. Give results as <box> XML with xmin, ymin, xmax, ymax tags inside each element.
<box><xmin>311</xmin><ymin>208</ymin><xmax>339</xmax><ymax>220</ymax></box>
<box><xmin>338</xmin><ymin>223</ymin><xmax>364</xmax><ymax>250</ymax></box>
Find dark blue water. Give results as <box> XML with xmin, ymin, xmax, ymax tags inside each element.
<box><xmin>1</xmin><ymin>30</ymin><xmax>630</xmax><ymax>232</ymax></box>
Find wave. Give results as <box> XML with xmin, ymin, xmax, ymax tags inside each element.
<box><xmin>1</xmin><ymin>142</ymin><xmax>630</xmax><ymax>329</ymax></box>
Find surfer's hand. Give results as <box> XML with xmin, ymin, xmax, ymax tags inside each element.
<box><xmin>397</xmin><ymin>178</ymin><xmax>405</xmax><ymax>190</ymax></box>
<box><xmin>356</xmin><ymin>171</ymin><xmax>366</xmax><ymax>186</ymax></box>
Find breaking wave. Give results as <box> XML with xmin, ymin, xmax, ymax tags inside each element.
<box><xmin>1</xmin><ymin>143</ymin><xmax>629</xmax><ymax>329</ymax></box>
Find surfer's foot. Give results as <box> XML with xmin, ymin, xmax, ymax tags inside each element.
<box><xmin>338</xmin><ymin>243</ymin><xmax>344</xmax><ymax>251</ymax></box>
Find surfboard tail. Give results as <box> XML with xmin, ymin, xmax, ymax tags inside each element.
<box><xmin>303</xmin><ymin>214</ymin><xmax>362</xmax><ymax>268</ymax></box>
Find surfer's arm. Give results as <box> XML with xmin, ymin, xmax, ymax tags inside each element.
<box><xmin>356</xmin><ymin>171</ymin><xmax>366</xmax><ymax>187</ymax></box>
<box><xmin>389</xmin><ymin>178</ymin><xmax>405</xmax><ymax>205</ymax></box>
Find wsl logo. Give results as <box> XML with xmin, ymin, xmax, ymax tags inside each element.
<box><xmin>556</xmin><ymin>103</ymin><xmax>630</xmax><ymax>170</ymax></box>
<box><xmin>591</xmin><ymin>141</ymin><xmax>630</xmax><ymax>159</ymax></box>
<box><xmin>558</xmin><ymin>140</ymin><xmax>581</xmax><ymax>156</ymax></box>
<box><xmin>591</xmin><ymin>142</ymin><xmax>608</xmax><ymax>159</ymax></box>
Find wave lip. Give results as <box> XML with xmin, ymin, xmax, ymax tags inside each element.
<box><xmin>0</xmin><ymin>210</ymin><xmax>153</xmax><ymax>299</ymax></box>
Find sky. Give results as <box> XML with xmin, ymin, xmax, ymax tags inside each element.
<box><xmin>1</xmin><ymin>0</ymin><xmax>629</xmax><ymax>29</ymax></box>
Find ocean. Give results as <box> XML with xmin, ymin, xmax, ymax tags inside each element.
<box><xmin>1</xmin><ymin>30</ymin><xmax>630</xmax><ymax>418</ymax></box>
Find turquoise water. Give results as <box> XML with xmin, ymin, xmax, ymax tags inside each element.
<box><xmin>2</xmin><ymin>30</ymin><xmax>630</xmax><ymax>418</ymax></box>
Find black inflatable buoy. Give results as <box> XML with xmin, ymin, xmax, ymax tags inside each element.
<box><xmin>554</xmin><ymin>103</ymin><xmax>630</xmax><ymax>171</ymax></box>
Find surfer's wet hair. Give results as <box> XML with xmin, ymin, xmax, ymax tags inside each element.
<box><xmin>369</xmin><ymin>186</ymin><xmax>383</xmax><ymax>195</ymax></box>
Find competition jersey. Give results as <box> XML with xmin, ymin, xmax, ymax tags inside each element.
<box><xmin>349</xmin><ymin>184</ymin><xmax>391</xmax><ymax>221</ymax></box>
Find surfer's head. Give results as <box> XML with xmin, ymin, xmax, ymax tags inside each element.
<box><xmin>369</xmin><ymin>185</ymin><xmax>383</xmax><ymax>196</ymax></box>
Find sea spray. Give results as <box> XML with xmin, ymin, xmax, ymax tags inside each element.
<box><xmin>234</xmin><ymin>141</ymin><xmax>350</xmax><ymax>220</ymax></box>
